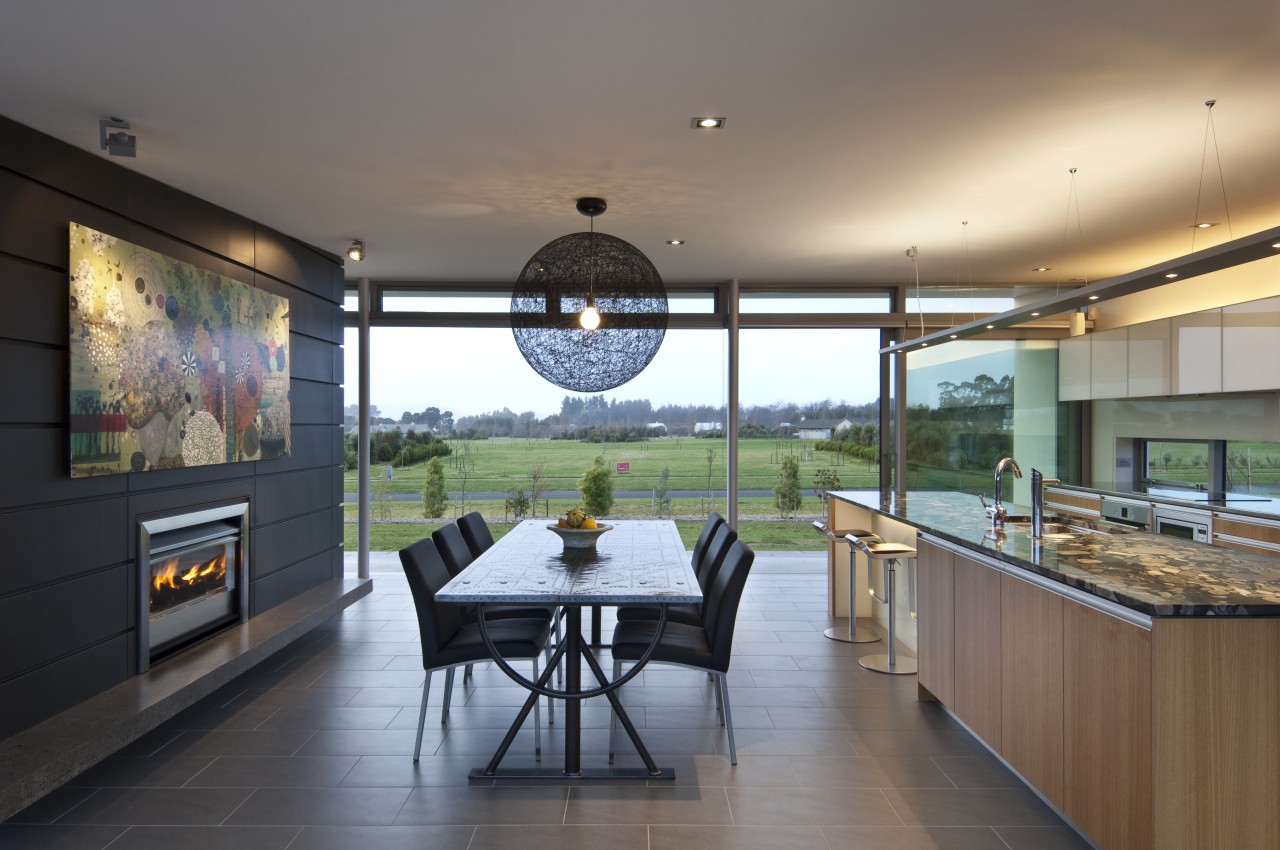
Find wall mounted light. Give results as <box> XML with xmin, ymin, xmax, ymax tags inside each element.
<box><xmin>347</xmin><ymin>241</ymin><xmax>365</xmax><ymax>262</ymax></box>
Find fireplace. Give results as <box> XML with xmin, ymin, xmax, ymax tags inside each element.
<box><xmin>137</xmin><ymin>502</ymin><xmax>249</xmax><ymax>671</ymax></box>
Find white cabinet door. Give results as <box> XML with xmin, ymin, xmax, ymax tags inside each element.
<box><xmin>1090</xmin><ymin>327</ymin><xmax>1129</xmax><ymax>398</ymax></box>
<box><xmin>1222</xmin><ymin>296</ymin><xmax>1280</xmax><ymax>392</ymax></box>
<box><xmin>1127</xmin><ymin>319</ymin><xmax>1171</xmax><ymax>397</ymax></box>
<box><xmin>1058</xmin><ymin>336</ymin><xmax>1091</xmax><ymax>401</ymax></box>
<box><xmin>1171</xmin><ymin>309</ymin><xmax>1222</xmax><ymax>395</ymax></box>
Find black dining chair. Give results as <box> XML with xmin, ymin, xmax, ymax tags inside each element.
<box><xmin>434</xmin><ymin>519</ymin><xmax>565</xmax><ymax>689</ymax></box>
<box><xmin>614</xmin><ymin>522</ymin><xmax>738</xmax><ymax>627</ymax></box>
<box><xmin>399</xmin><ymin>537</ymin><xmax>554</xmax><ymax>762</ymax></box>
<box><xmin>690</xmin><ymin>512</ymin><xmax>726</xmax><ymax>572</ymax></box>
<box><xmin>457</xmin><ymin>510</ymin><xmax>496</xmax><ymax>558</ymax></box>
<box><xmin>609</xmin><ymin>539</ymin><xmax>755</xmax><ymax>764</ymax></box>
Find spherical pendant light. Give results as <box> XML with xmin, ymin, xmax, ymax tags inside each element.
<box><xmin>511</xmin><ymin>198</ymin><xmax>668</xmax><ymax>393</ymax></box>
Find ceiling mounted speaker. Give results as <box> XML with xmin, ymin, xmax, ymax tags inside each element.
<box><xmin>511</xmin><ymin>198</ymin><xmax>668</xmax><ymax>393</ymax></box>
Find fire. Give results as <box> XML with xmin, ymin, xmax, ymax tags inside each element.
<box><xmin>151</xmin><ymin>551</ymin><xmax>227</xmax><ymax>595</ymax></box>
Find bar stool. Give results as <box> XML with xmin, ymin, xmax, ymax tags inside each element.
<box><xmin>845</xmin><ymin>533</ymin><xmax>917</xmax><ymax>675</ymax></box>
<box><xmin>811</xmin><ymin>521</ymin><xmax>880</xmax><ymax>644</ymax></box>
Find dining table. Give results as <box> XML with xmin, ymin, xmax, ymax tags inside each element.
<box><xmin>436</xmin><ymin>518</ymin><xmax>701</xmax><ymax>781</ymax></box>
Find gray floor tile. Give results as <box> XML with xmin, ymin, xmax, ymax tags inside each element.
<box><xmin>185</xmin><ymin>756</ymin><xmax>359</xmax><ymax>787</ymax></box>
<box><xmin>0</xmin><ymin>824</ymin><xmax>127</xmax><ymax>849</ymax></box>
<box><xmin>104</xmin><ymin>825</ymin><xmax>299</xmax><ymax>850</ymax></box>
<box><xmin>931</xmin><ymin>755</ymin><xmax>1022</xmax><ymax>788</ymax></box>
<box><xmin>994</xmin><ymin>826</ymin><xmax>1097</xmax><ymax>849</ymax></box>
<box><xmin>788</xmin><ymin>755</ymin><xmax>956</xmax><ymax>788</ymax></box>
<box><xmin>294</xmin><ymin>728</ymin><xmax>443</xmax><ymax>757</ymax></box>
<box><xmin>883</xmin><ymin>788</ymin><xmax>1064</xmax><ymax>827</ymax></box>
<box><xmin>470</xmin><ymin>824</ymin><xmax>648</xmax><ymax>850</ymax></box>
<box><xmin>727</xmin><ymin>786</ymin><xmax>902</xmax><ymax>826</ymax></box>
<box><xmin>650</xmin><ymin>824</ymin><xmax>830</xmax><ymax>850</ymax></box>
<box><xmin>726</xmin><ymin>728</ymin><xmax>858</xmax><ymax>757</ymax></box>
<box><xmin>610</xmin><ymin>753</ymin><xmax>799</xmax><ymax>787</ymax></box>
<box><xmin>225</xmin><ymin>787</ymin><xmax>412</xmax><ymax>826</ymax></box>
<box><xmin>339</xmin><ymin>754</ymin><xmax>516</xmax><ymax>787</ymax></box>
<box><xmin>289</xmin><ymin>825</ymin><xmax>476</xmax><ymax>850</ymax></box>
<box><xmin>151</xmin><ymin>730</ymin><xmax>316</xmax><ymax>759</ymax></box>
<box><xmin>55</xmin><ymin>788</ymin><xmax>252</xmax><ymax>826</ymax></box>
<box><xmin>822</xmin><ymin>825</ymin><xmax>1011</xmax><ymax>849</ymax></box>
<box><xmin>566</xmin><ymin>785</ymin><xmax>734</xmax><ymax>825</ymax></box>
<box><xmin>394</xmin><ymin>786</ymin><xmax>569</xmax><ymax>825</ymax></box>
<box><xmin>67</xmin><ymin>757</ymin><xmax>214</xmax><ymax>788</ymax></box>
<box><xmin>848</xmin><ymin>728</ymin><xmax>988</xmax><ymax>758</ymax></box>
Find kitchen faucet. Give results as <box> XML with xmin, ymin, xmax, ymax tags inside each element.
<box><xmin>988</xmin><ymin>457</ymin><xmax>1022</xmax><ymax>526</ymax></box>
<box><xmin>1031</xmin><ymin>468</ymin><xmax>1062</xmax><ymax>538</ymax></box>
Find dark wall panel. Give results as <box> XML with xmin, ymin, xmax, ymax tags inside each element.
<box><xmin>254</xmin><ymin>226</ymin><xmax>338</xmax><ymax>292</ymax></box>
<box><xmin>260</xmin><ymin>424</ymin><xmax>340</xmax><ymax>474</ymax></box>
<box><xmin>0</xmin><ymin>340</ymin><xmax>63</xmax><ymax>424</ymax></box>
<box><xmin>0</xmin><ymin>117</ymin><xmax>129</xmax><ymax>210</ymax></box>
<box><xmin>0</xmin><ymin>255</ymin><xmax>66</xmax><ymax>346</ymax></box>
<box><xmin>289</xmin><ymin>332</ymin><xmax>335</xmax><ymax>383</ymax></box>
<box><xmin>0</xmin><ymin>426</ymin><xmax>124</xmax><ymax>510</ymax></box>
<box><xmin>291</xmin><ymin>378</ymin><xmax>341</xmax><ymax>425</ymax></box>
<box><xmin>252</xmin><ymin>507</ymin><xmax>341</xmax><ymax>580</ymax></box>
<box><xmin>0</xmin><ymin>635</ymin><xmax>129</xmax><ymax>738</ymax></box>
<box><xmin>0</xmin><ymin>498</ymin><xmax>128</xmax><ymax>596</ymax></box>
<box><xmin>0</xmin><ymin>565</ymin><xmax>128</xmax><ymax>682</ymax></box>
<box><xmin>263</xmin><ymin>281</ymin><xmax>340</xmax><ymax>343</ymax></box>
<box><xmin>252</xmin><ymin>548</ymin><xmax>341</xmax><ymax>615</ymax></box>
<box><xmin>126</xmin><ymin>174</ymin><xmax>256</xmax><ymax>269</ymax></box>
<box><xmin>255</xmin><ymin>467</ymin><xmax>340</xmax><ymax>525</ymax></box>
<box><xmin>0</xmin><ymin>167</ymin><xmax>130</xmax><ymax>270</ymax></box>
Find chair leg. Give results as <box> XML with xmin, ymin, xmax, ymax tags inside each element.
<box><xmin>463</xmin><ymin>663</ymin><xmax>473</xmax><ymax>682</ymax></box>
<box><xmin>554</xmin><ymin>611</ymin><xmax>564</xmax><ymax>686</ymax></box>
<box><xmin>531</xmin><ymin>658</ymin><xmax>542</xmax><ymax>761</ymax></box>
<box><xmin>544</xmin><ymin>643</ymin><xmax>556</xmax><ymax>726</ymax></box>
<box><xmin>413</xmin><ymin>671</ymin><xmax>432</xmax><ymax>762</ymax></box>
<box><xmin>608</xmin><ymin>659</ymin><xmax>621</xmax><ymax>763</ymax></box>
<box><xmin>717</xmin><ymin>673</ymin><xmax>737</xmax><ymax>765</ymax></box>
<box><xmin>442</xmin><ymin>666</ymin><xmax>455</xmax><ymax>724</ymax></box>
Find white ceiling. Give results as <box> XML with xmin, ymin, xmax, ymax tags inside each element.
<box><xmin>4</xmin><ymin>0</ymin><xmax>1279</xmax><ymax>287</ymax></box>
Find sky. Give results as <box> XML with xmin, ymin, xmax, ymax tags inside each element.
<box><xmin>343</xmin><ymin>326</ymin><xmax>883</xmax><ymax>420</ymax></box>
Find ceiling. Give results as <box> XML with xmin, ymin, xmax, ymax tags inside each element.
<box><xmin>4</xmin><ymin>0</ymin><xmax>1279</xmax><ymax>288</ymax></box>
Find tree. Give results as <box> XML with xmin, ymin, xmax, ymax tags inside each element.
<box><xmin>505</xmin><ymin>487</ymin><xmax>531</xmax><ymax>520</ymax></box>
<box><xmin>422</xmin><ymin>457</ymin><xmax>447</xmax><ymax>518</ymax></box>
<box><xmin>655</xmin><ymin>465</ymin><xmax>671</xmax><ymax>517</ymax></box>
<box><xmin>813</xmin><ymin>468</ymin><xmax>842</xmax><ymax>519</ymax></box>
<box><xmin>775</xmin><ymin>455</ymin><xmax>802</xmax><ymax>518</ymax></box>
<box><xmin>578</xmin><ymin>455</ymin><xmax>614</xmax><ymax>516</ymax></box>
<box><xmin>528</xmin><ymin>461</ymin><xmax>548</xmax><ymax>517</ymax></box>
<box><xmin>703</xmin><ymin>448</ymin><xmax>717</xmax><ymax>516</ymax></box>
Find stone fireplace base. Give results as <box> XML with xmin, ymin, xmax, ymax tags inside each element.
<box><xmin>0</xmin><ymin>574</ymin><xmax>371</xmax><ymax>821</ymax></box>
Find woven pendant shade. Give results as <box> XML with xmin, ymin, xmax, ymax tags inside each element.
<box><xmin>511</xmin><ymin>200</ymin><xmax>668</xmax><ymax>393</ymax></box>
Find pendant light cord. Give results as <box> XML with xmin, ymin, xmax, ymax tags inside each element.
<box><xmin>1058</xmin><ymin>168</ymin><xmax>1086</xmax><ymax>295</ymax></box>
<box><xmin>1193</xmin><ymin>99</ymin><xmax>1233</xmax><ymax>249</ymax></box>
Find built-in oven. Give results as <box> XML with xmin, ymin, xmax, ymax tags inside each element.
<box><xmin>1152</xmin><ymin>506</ymin><xmax>1210</xmax><ymax>543</ymax></box>
<box><xmin>1100</xmin><ymin>497</ymin><xmax>1151</xmax><ymax>531</ymax></box>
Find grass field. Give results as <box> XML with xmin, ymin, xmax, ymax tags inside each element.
<box><xmin>345</xmin><ymin>436</ymin><xmax>880</xmax><ymax>551</ymax></box>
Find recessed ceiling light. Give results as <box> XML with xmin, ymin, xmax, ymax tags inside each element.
<box><xmin>1191</xmin><ymin>222</ymin><xmax>1218</xmax><ymax>229</ymax></box>
<box><xmin>1165</xmin><ymin>272</ymin><xmax>1179</xmax><ymax>278</ymax></box>
<box><xmin>921</xmin><ymin>342</ymin><xmax>929</xmax><ymax>347</ymax></box>
<box><xmin>986</xmin><ymin>324</ymin><xmax>995</xmax><ymax>330</ymax></box>
<box><xmin>949</xmin><ymin>334</ymin><xmax>958</xmax><ymax>339</ymax></box>
<box><xmin>1030</xmin><ymin>312</ymin><xmax>1040</xmax><ymax>317</ymax></box>
<box><xmin>1272</xmin><ymin>242</ymin><xmax>1280</xmax><ymax>249</ymax></box>
<box><xmin>666</xmin><ymin>239</ymin><xmax>684</xmax><ymax>245</ymax></box>
<box><xmin>1088</xmin><ymin>295</ymin><xmax>1099</xmax><ymax>301</ymax></box>
<box><xmin>691</xmin><ymin>117</ymin><xmax>726</xmax><ymax>129</ymax></box>
<box><xmin>1032</xmin><ymin>267</ymin><xmax>1051</xmax><ymax>272</ymax></box>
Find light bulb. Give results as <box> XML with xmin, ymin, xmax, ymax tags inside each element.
<box><xmin>580</xmin><ymin>302</ymin><xmax>601</xmax><ymax>330</ymax></box>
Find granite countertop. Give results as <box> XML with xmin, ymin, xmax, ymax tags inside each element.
<box><xmin>828</xmin><ymin>489</ymin><xmax>1280</xmax><ymax>617</ymax></box>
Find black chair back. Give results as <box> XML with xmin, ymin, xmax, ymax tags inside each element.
<box><xmin>458</xmin><ymin>511</ymin><xmax>495</xmax><ymax>558</ymax></box>
<box><xmin>695</xmin><ymin>523</ymin><xmax>738</xmax><ymax>593</ymax></box>
<box><xmin>399</xmin><ymin>538</ymin><xmax>463</xmax><ymax>669</ymax></box>
<box><xmin>432</xmin><ymin>522</ymin><xmax>476</xmax><ymax>577</ymax></box>
<box><xmin>690</xmin><ymin>512</ymin><xmax>725</xmax><ymax>569</ymax></box>
<box><xmin>702</xmin><ymin>540</ymin><xmax>755</xmax><ymax>667</ymax></box>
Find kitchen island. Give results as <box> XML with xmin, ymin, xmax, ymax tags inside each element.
<box><xmin>828</xmin><ymin>489</ymin><xmax>1280</xmax><ymax>850</ymax></box>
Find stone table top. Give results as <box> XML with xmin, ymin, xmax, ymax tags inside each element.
<box><xmin>437</xmin><ymin>519</ymin><xmax>702</xmax><ymax>605</ymax></box>
<box><xmin>828</xmin><ymin>489</ymin><xmax>1280</xmax><ymax>617</ymax></box>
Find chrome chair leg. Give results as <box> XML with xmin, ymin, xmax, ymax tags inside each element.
<box><xmin>413</xmin><ymin>671</ymin><xmax>432</xmax><ymax>762</ymax></box>
<box><xmin>442</xmin><ymin>666</ymin><xmax>455</xmax><ymax>723</ymax></box>
<box><xmin>463</xmin><ymin>663</ymin><xmax>473</xmax><ymax>681</ymax></box>
<box><xmin>544</xmin><ymin>643</ymin><xmax>556</xmax><ymax>726</ymax></box>
<box><xmin>717</xmin><ymin>673</ymin><xmax>737</xmax><ymax>765</ymax></box>
<box><xmin>608</xmin><ymin>659</ymin><xmax>621</xmax><ymax>763</ymax></box>
<box><xmin>713</xmin><ymin>673</ymin><xmax>724</xmax><ymax>725</ymax></box>
<box><xmin>531</xmin><ymin>658</ymin><xmax>542</xmax><ymax>760</ymax></box>
<box><xmin>555</xmin><ymin>610</ymin><xmax>564</xmax><ymax>686</ymax></box>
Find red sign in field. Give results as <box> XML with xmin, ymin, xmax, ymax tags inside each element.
<box><xmin>616</xmin><ymin>462</ymin><xmax>630</xmax><ymax>473</ymax></box>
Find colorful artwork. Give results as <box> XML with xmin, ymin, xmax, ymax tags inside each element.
<box><xmin>69</xmin><ymin>222</ymin><xmax>290</xmax><ymax>477</ymax></box>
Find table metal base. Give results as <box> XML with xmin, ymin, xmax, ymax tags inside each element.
<box><xmin>470</xmin><ymin>766</ymin><xmax>674</xmax><ymax>782</ymax></box>
<box><xmin>859</xmin><ymin>654</ymin><xmax>918</xmax><ymax>675</ymax></box>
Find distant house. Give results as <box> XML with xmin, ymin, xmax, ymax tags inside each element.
<box><xmin>647</xmin><ymin>422</ymin><xmax>667</xmax><ymax>433</ymax></box>
<box><xmin>795</xmin><ymin>418</ymin><xmax>853</xmax><ymax>440</ymax></box>
<box><xmin>693</xmin><ymin>421</ymin><xmax>724</xmax><ymax>434</ymax></box>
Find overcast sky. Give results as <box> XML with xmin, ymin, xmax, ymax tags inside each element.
<box><xmin>343</xmin><ymin>327</ymin><xmax>882</xmax><ymax>419</ymax></box>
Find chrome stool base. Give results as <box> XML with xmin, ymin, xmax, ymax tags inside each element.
<box><xmin>859</xmin><ymin>654</ymin><xmax>917</xmax><ymax>675</ymax></box>
<box><xmin>824</xmin><ymin>620</ymin><xmax>879</xmax><ymax>643</ymax></box>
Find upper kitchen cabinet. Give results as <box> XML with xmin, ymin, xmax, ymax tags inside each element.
<box><xmin>1058</xmin><ymin>335</ymin><xmax>1091</xmax><ymax>401</ymax></box>
<box><xmin>1127</xmin><ymin>319</ymin><xmax>1171</xmax><ymax>397</ymax></box>
<box><xmin>1171</xmin><ymin>309</ymin><xmax>1222</xmax><ymax>395</ymax></box>
<box><xmin>1090</xmin><ymin>327</ymin><xmax>1129</xmax><ymax>398</ymax></box>
<box><xmin>1222</xmin><ymin>296</ymin><xmax>1280</xmax><ymax>392</ymax></box>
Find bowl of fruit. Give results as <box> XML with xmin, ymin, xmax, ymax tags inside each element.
<box><xmin>548</xmin><ymin>507</ymin><xmax>612</xmax><ymax>549</ymax></box>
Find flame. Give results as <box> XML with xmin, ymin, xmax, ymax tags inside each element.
<box><xmin>151</xmin><ymin>551</ymin><xmax>228</xmax><ymax>596</ymax></box>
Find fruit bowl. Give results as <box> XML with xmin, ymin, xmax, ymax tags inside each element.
<box><xmin>547</xmin><ymin>522</ymin><xmax>613</xmax><ymax>549</ymax></box>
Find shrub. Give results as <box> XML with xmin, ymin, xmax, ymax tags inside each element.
<box><xmin>422</xmin><ymin>456</ymin><xmax>448</xmax><ymax>518</ymax></box>
<box><xmin>578</xmin><ymin>454</ymin><xmax>614</xmax><ymax>516</ymax></box>
<box><xmin>774</xmin><ymin>455</ymin><xmax>802</xmax><ymax>517</ymax></box>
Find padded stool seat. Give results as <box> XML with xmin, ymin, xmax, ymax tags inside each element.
<box><xmin>812</xmin><ymin>521</ymin><xmax>880</xmax><ymax>644</ymax></box>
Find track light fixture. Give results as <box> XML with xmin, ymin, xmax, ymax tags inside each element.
<box><xmin>99</xmin><ymin>117</ymin><xmax>136</xmax><ymax>158</ymax></box>
<box><xmin>346</xmin><ymin>240</ymin><xmax>365</xmax><ymax>262</ymax></box>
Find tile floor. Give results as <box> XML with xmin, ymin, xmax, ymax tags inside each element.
<box><xmin>2</xmin><ymin>552</ymin><xmax>1093</xmax><ymax>850</ymax></box>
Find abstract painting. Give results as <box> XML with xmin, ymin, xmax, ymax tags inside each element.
<box><xmin>69</xmin><ymin>222</ymin><xmax>290</xmax><ymax>477</ymax></box>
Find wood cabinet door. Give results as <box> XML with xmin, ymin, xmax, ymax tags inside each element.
<box><xmin>915</xmin><ymin>539</ymin><xmax>954</xmax><ymax>705</ymax></box>
<box><xmin>1000</xmin><ymin>573</ymin><xmax>1064</xmax><ymax>808</ymax></box>
<box><xmin>952</xmin><ymin>553</ymin><xmax>1002</xmax><ymax>749</ymax></box>
<box><xmin>1063</xmin><ymin>599</ymin><xmax>1153</xmax><ymax>850</ymax></box>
